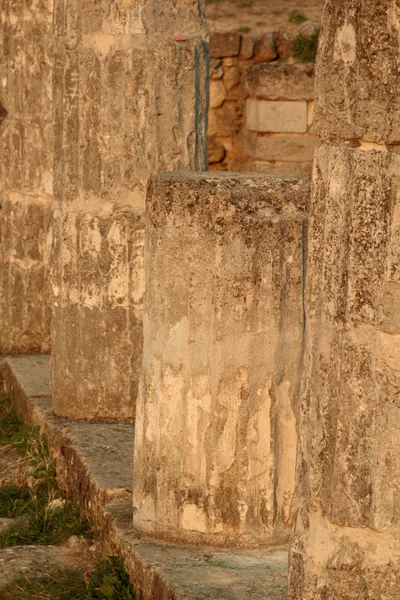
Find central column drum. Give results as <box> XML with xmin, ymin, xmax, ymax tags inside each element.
<box><xmin>133</xmin><ymin>172</ymin><xmax>309</xmax><ymax>546</ymax></box>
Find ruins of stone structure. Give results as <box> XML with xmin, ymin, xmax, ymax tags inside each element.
<box><xmin>288</xmin><ymin>1</ymin><xmax>400</xmax><ymax>597</ymax></box>
<box><xmin>208</xmin><ymin>32</ymin><xmax>319</xmax><ymax>174</ymax></box>
<box><xmin>50</xmin><ymin>0</ymin><xmax>209</xmax><ymax>421</ymax></box>
<box><xmin>133</xmin><ymin>173</ymin><xmax>309</xmax><ymax>546</ymax></box>
<box><xmin>0</xmin><ymin>0</ymin><xmax>400</xmax><ymax>598</ymax></box>
<box><xmin>0</xmin><ymin>0</ymin><xmax>53</xmax><ymax>355</ymax></box>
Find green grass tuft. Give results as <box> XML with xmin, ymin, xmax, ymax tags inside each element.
<box><xmin>0</xmin><ymin>392</ymin><xmax>93</xmax><ymax>547</ymax></box>
<box><xmin>292</xmin><ymin>31</ymin><xmax>319</xmax><ymax>62</ymax></box>
<box><xmin>0</xmin><ymin>502</ymin><xmax>91</xmax><ymax>548</ymax></box>
<box><xmin>0</xmin><ymin>485</ymin><xmax>32</xmax><ymax>518</ymax></box>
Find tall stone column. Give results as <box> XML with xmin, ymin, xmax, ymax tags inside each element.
<box><xmin>0</xmin><ymin>0</ymin><xmax>53</xmax><ymax>354</ymax></box>
<box><xmin>288</xmin><ymin>2</ymin><xmax>400</xmax><ymax>598</ymax></box>
<box><xmin>133</xmin><ymin>172</ymin><xmax>309</xmax><ymax>546</ymax></box>
<box><xmin>51</xmin><ymin>0</ymin><xmax>208</xmax><ymax>420</ymax></box>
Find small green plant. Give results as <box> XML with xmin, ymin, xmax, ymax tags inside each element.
<box><xmin>0</xmin><ymin>394</ymin><xmax>138</xmax><ymax>599</ymax></box>
<box><xmin>235</xmin><ymin>26</ymin><xmax>252</xmax><ymax>34</ymax></box>
<box><xmin>288</xmin><ymin>9</ymin><xmax>308</xmax><ymax>23</ymax></box>
<box><xmin>292</xmin><ymin>31</ymin><xmax>319</xmax><ymax>62</ymax></box>
<box><xmin>85</xmin><ymin>557</ymin><xmax>136</xmax><ymax>600</ymax></box>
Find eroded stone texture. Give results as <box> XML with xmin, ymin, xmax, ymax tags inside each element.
<box><xmin>51</xmin><ymin>0</ymin><xmax>208</xmax><ymax>420</ymax></box>
<box><xmin>245</xmin><ymin>63</ymin><xmax>315</xmax><ymax>101</ymax></box>
<box><xmin>133</xmin><ymin>172</ymin><xmax>309</xmax><ymax>546</ymax></box>
<box><xmin>314</xmin><ymin>1</ymin><xmax>400</xmax><ymax>143</ymax></box>
<box><xmin>0</xmin><ymin>0</ymin><xmax>53</xmax><ymax>353</ymax></box>
<box><xmin>289</xmin><ymin>146</ymin><xmax>400</xmax><ymax>599</ymax></box>
<box><xmin>288</xmin><ymin>3</ymin><xmax>400</xmax><ymax>590</ymax></box>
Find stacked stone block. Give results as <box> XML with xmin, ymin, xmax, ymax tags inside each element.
<box><xmin>51</xmin><ymin>0</ymin><xmax>209</xmax><ymax>421</ymax></box>
<box><xmin>288</xmin><ymin>1</ymin><xmax>400</xmax><ymax>598</ymax></box>
<box><xmin>208</xmin><ymin>31</ymin><xmax>319</xmax><ymax>175</ymax></box>
<box><xmin>133</xmin><ymin>172</ymin><xmax>309</xmax><ymax>546</ymax></box>
<box><xmin>0</xmin><ymin>0</ymin><xmax>53</xmax><ymax>354</ymax></box>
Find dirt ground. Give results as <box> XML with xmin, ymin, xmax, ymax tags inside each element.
<box><xmin>206</xmin><ymin>0</ymin><xmax>324</xmax><ymax>34</ymax></box>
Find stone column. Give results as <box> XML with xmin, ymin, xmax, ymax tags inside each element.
<box><xmin>133</xmin><ymin>172</ymin><xmax>309</xmax><ymax>546</ymax></box>
<box><xmin>0</xmin><ymin>0</ymin><xmax>53</xmax><ymax>354</ymax></box>
<box><xmin>288</xmin><ymin>2</ymin><xmax>400</xmax><ymax>598</ymax></box>
<box><xmin>51</xmin><ymin>0</ymin><xmax>208</xmax><ymax>420</ymax></box>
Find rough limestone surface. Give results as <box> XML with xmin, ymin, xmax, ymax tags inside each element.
<box><xmin>288</xmin><ymin>2</ymin><xmax>400</xmax><ymax>598</ymax></box>
<box><xmin>0</xmin><ymin>0</ymin><xmax>53</xmax><ymax>353</ymax></box>
<box><xmin>315</xmin><ymin>0</ymin><xmax>400</xmax><ymax>143</ymax></box>
<box><xmin>133</xmin><ymin>172</ymin><xmax>310</xmax><ymax>546</ymax></box>
<box><xmin>51</xmin><ymin>0</ymin><xmax>209</xmax><ymax>421</ymax></box>
<box><xmin>245</xmin><ymin>63</ymin><xmax>315</xmax><ymax>101</ymax></box>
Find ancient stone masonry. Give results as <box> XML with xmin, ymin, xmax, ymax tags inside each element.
<box><xmin>288</xmin><ymin>1</ymin><xmax>400</xmax><ymax>598</ymax></box>
<box><xmin>0</xmin><ymin>0</ymin><xmax>54</xmax><ymax>354</ymax></box>
<box><xmin>3</xmin><ymin>0</ymin><xmax>400</xmax><ymax>596</ymax></box>
<box><xmin>133</xmin><ymin>172</ymin><xmax>310</xmax><ymax>547</ymax></box>
<box><xmin>51</xmin><ymin>0</ymin><xmax>209</xmax><ymax>421</ymax></box>
<box><xmin>208</xmin><ymin>31</ymin><xmax>319</xmax><ymax>174</ymax></box>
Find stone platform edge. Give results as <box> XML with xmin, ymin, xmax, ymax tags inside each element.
<box><xmin>0</xmin><ymin>355</ymin><xmax>288</xmax><ymax>600</ymax></box>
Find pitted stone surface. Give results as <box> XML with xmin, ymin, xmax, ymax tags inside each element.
<box><xmin>288</xmin><ymin>1</ymin><xmax>400</xmax><ymax>596</ymax></box>
<box><xmin>0</xmin><ymin>0</ymin><xmax>53</xmax><ymax>354</ymax></box>
<box><xmin>4</xmin><ymin>355</ymin><xmax>51</xmax><ymax>399</ymax></box>
<box><xmin>314</xmin><ymin>0</ymin><xmax>400</xmax><ymax>143</ymax></box>
<box><xmin>133</xmin><ymin>172</ymin><xmax>309</xmax><ymax>547</ymax></box>
<box><xmin>128</xmin><ymin>542</ymin><xmax>288</xmax><ymax>600</ymax></box>
<box><xmin>51</xmin><ymin>0</ymin><xmax>209</xmax><ymax>421</ymax></box>
<box><xmin>289</xmin><ymin>152</ymin><xmax>400</xmax><ymax>600</ymax></box>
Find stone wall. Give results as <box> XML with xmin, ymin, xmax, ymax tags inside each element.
<box><xmin>208</xmin><ymin>31</ymin><xmax>320</xmax><ymax>175</ymax></box>
<box><xmin>0</xmin><ymin>0</ymin><xmax>54</xmax><ymax>354</ymax></box>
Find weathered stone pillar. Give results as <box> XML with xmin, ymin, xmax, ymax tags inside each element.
<box><xmin>51</xmin><ymin>1</ymin><xmax>208</xmax><ymax>420</ymax></box>
<box><xmin>0</xmin><ymin>0</ymin><xmax>53</xmax><ymax>353</ymax></box>
<box><xmin>289</xmin><ymin>2</ymin><xmax>400</xmax><ymax>597</ymax></box>
<box><xmin>133</xmin><ymin>172</ymin><xmax>309</xmax><ymax>546</ymax></box>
